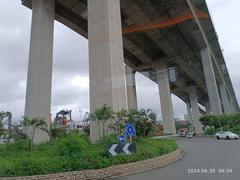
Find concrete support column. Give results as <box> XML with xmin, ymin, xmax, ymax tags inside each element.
<box><xmin>24</xmin><ymin>0</ymin><xmax>55</xmax><ymax>144</ymax></box>
<box><xmin>219</xmin><ymin>84</ymin><xmax>232</xmax><ymax>114</ymax></box>
<box><xmin>205</xmin><ymin>100</ymin><xmax>212</xmax><ymax>115</ymax></box>
<box><xmin>125</xmin><ymin>66</ymin><xmax>138</xmax><ymax>110</ymax></box>
<box><xmin>188</xmin><ymin>86</ymin><xmax>202</xmax><ymax>133</ymax></box>
<box><xmin>201</xmin><ymin>48</ymin><xmax>222</xmax><ymax>115</ymax></box>
<box><xmin>88</xmin><ymin>0</ymin><xmax>127</xmax><ymax>141</ymax></box>
<box><xmin>156</xmin><ymin>67</ymin><xmax>176</xmax><ymax>135</ymax></box>
<box><xmin>230</xmin><ymin>102</ymin><xmax>236</xmax><ymax>113</ymax></box>
<box><xmin>186</xmin><ymin>102</ymin><xmax>193</xmax><ymax>123</ymax></box>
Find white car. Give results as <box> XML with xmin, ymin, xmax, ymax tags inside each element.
<box><xmin>215</xmin><ymin>131</ymin><xmax>239</xmax><ymax>140</ymax></box>
<box><xmin>186</xmin><ymin>132</ymin><xmax>194</xmax><ymax>138</ymax></box>
<box><xmin>179</xmin><ymin>130</ymin><xmax>187</xmax><ymax>137</ymax></box>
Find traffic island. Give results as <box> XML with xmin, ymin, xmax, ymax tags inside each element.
<box><xmin>1</xmin><ymin>149</ymin><xmax>183</xmax><ymax>180</ymax></box>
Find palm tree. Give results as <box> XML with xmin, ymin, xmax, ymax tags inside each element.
<box><xmin>92</xmin><ymin>104</ymin><xmax>114</xmax><ymax>138</ymax></box>
<box><xmin>112</xmin><ymin>109</ymin><xmax>128</xmax><ymax>134</ymax></box>
<box><xmin>22</xmin><ymin>117</ymin><xmax>50</xmax><ymax>151</ymax></box>
<box><xmin>138</xmin><ymin>109</ymin><xmax>157</xmax><ymax>137</ymax></box>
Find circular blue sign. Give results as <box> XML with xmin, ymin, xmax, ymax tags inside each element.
<box><xmin>125</xmin><ymin>123</ymin><xmax>136</xmax><ymax>137</ymax></box>
<box><xmin>118</xmin><ymin>135</ymin><xmax>126</xmax><ymax>144</ymax></box>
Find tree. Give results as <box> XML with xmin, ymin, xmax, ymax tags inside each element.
<box><xmin>22</xmin><ymin>117</ymin><xmax>50</xmax><ymax>151</ymax></box>
<box><xmin>89</xmin><ymin>104</ymin><xmax>114</xmax><ymax>138</ymax></box>
<box><xmin>137</xmin><ymin>109</ymin><xmax>157</xmax><ymax>137</ymax></box>
<box><xmin>111</xmin><ymin>109</ymin><xmax>128</xmax><ymax>134</ymax></box>
<box><xmin>89</xmin><ymin>106</ymin><xmax>158</xmax><ymax>138</ymax></box>
<box><xmin>0</xmin><ymin>112</ymin><xmax>12</xmax><ymax>140</ymax></box>
<box><xmin>95</xmin><ymin>104</ymin><xmax>114</xmax><ymax>137</ymax></box>
<box><xmin>11</xmin><ymin>122</ymin><xmax>26</xmax><ymax>141</ymax></box>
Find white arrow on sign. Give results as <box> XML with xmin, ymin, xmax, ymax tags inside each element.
<box><xmin>109</xmin><ymin>144</ymin><xmax>118</xmax><ymax>156</ymax></box>
<box><xmin>123</xmin><ymin>143</ymin><xmax>131</xmax><ymax>154</ymax></box>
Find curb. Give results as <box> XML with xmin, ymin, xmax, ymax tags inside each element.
<box><xmin>113</xmin><ymin>149</ymin><xmax>184</xmax><ymax>178</ymax></box>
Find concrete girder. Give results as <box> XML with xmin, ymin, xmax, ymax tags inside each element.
<box><xmin>133</xmin><ymin>57</ymin><xmax>178</xmax><ymax>72</ymax></box>
<box><xmin>123</xmin><ymin>37</ymin><xmax>153</xmax><ymax>63</ymax></box>
<box><xmin>121</xmin><ymin>0</ymin><xmax>207</xmax><ymax>96</ymax></box>
<box><xmin>187</xmin><ymin>0</ymin><xmax>239</xmax><ymax>112</ymax></box>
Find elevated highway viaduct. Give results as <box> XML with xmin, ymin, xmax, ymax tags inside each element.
<box><xmin>21</xmin><ymin>0</ymin><xmax>239</xmax><ymax>142</ymax></box>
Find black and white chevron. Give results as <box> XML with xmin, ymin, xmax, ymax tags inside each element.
<box><xmin>108</xmin><ymin>143</ymin><xmax>136</xmax><ymax>156</ymax></box>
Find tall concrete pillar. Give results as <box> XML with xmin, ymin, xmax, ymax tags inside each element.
<box><xmin>231</xmin><ymin>100</ymin><xmax>237</xmax><ymax>113</ymax></box>
<box><xmin>156</xmin><ymin>67</ymin><xmax>176</xmax><ymax>135</ymax></box>
<box><xmin>201</xmin><ymin>48</ymin><xmax>222</xmax><ymax>115</ymax></box>
<box><xmin>230</xmin><ymin>101</ymin><xmax>236</xmax><ymax>113</ymax></box>
<box><xmin>24</xmin><ymin>0</ymin><xmax>55</xmax><ymax>144</ymax></box>
<box><xmin>88</xmin><ymin>0</ymin><xmax>127</xmax><ymax>141</ymax></box>
<box><xmin>125</xmin><ymin>66</ymin><xmax>138</xmax><ymax>110</ymax></box>
<box><xmin>205</xmin><ymin>100</ymin><xmax>212</xmax><ymax>115</ymax></box>
<box><xmin>219</xmin><ymin>84</ymin><xmax>232</xmax><ymax>114</ymax></box>
<box><xmin>188</xmin><ymin>86</ymin><xmax>202</xmax><ymax>133</ymax></box>
<box><xmin>186</xmin><ymin>102</ymin><xmax>193</xmax><ymax>123</ymax></box>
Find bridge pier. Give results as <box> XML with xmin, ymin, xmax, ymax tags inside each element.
<box><xmin>125</xmin><ymin>66</ymin><xmax>138</xmax><ymax>110</ymax></box>
<box><xmin>186</xmin><ymin>102</ymin><xmax>193</xmax><ymax>123</ymax></box>
<box><xmin>205</xmin><ymin>100</ymin><xmax>212</xmax><ymax>115</ymax></box>
<box><xmin>201</xmin><ymin>48</ymin><xmax>222</xmax><ymax>115</ymax></box>
<box><xmin>24</xmin><ymin>0</ymin><xmax>55</xmax><ymax>144</ymax></box>
<box><xmin>156</xmin><ymin>67</ymin><xmax>176</xmax><ymax>135</ymax></box>
<box><xmin>188</xmin><ymin>86</ymin><xmax>202</xmax><ymax>133</ymax></box>
<box><xmin>230</xmin><ymin>100</ymin><xmax>237</xmax><ymax>113</ymax></box>
<box><xmin>219</xmin><ymin>83</ymin><xmax>233</xmax><ymax>114</ymax></box>
<box><xmin>88</xmin><ymin>0</ymin><xmax>127</xmax><ymax>141</ymax></box>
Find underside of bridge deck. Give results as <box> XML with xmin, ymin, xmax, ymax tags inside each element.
<box><xmin>21</xmin><ymin>0</ymin><xmax>239</xmax><ymax>142</ymax></box>
<box><xmin>22</xmin><ymin>0</ymin><xmax>238</xmax><ymax>110</ymax></box>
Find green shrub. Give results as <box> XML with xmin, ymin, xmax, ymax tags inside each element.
<box><xmin>200</xmin><ymin>113</ymin><xmax>240</xmax><ymax>134</ymax></box>
<box><xmin>204</xmin><ymin>127</ymin><xmax>215</xmax><ymax>135</ymax></box>
<box><xmin>51</xmin><ymin>127</ymin><xmax>66</xmax><ymax>139</ymax></box>
<box><xmin>5</xmin><ymin>139</ymin><xmax>29</xmax><ymax>153</ymax></box>
<box><xmin>56</xmin><ymin>132</ymin><xmax>90</xmax><ymax>156</ymax></box>
<box><xmin>231</xmin><ymin>125</ymin><xmax>240</xmax><ymax>135</ymax></box>
<box><xmin>95</xmin><ymin>133</ymin><xmax>118</xmax><ymax>147</ymax></box>
<box><xmin>0</xmin><ymin>133</ymin><xmax>177</xmax><ymax>177</ymax></box>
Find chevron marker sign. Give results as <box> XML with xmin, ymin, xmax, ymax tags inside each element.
<box><xmin>108</xmin><ymin>143</ymin><xmax>136</xmax><ymax>157</ymax></box>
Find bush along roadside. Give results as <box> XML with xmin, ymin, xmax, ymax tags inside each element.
<box><xmin>0</xmin><ymin>132</ymin><xmax>177</xmax><ymax>177</ymax></box>
<box><xmin>199</xmin><ymin>113</ymin><xmax>240</xmax><ymax>135</ymax></box>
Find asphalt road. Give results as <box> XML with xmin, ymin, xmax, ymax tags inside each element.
<box><xmin>116</xmin><ymin>137</ymin><xmax>240</xmax><ymax>180</ymax></box>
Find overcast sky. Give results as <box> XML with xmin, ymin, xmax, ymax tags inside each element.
<box><xmin>0</xmin><ymin>0</ymin><xmax>239</xmax><ymax>123</ymax></box>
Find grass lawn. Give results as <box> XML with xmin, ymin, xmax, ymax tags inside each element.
<box><xmin>0</xmin><ymin>133</ymin><xmax>177</xmax><ymax>177</ymax></box>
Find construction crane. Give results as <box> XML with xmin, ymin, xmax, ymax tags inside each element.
<box><xmin>0</xmin><ymin>111</ymin><xmax>12</xmax><ymax>132</ymax></box>
<box><xmin>54</xmin><ymin>110</ymin><xmax>72</xmax><ymax>127</ymax></box>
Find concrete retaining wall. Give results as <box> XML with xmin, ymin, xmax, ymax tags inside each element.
<box><xmin>1</xmin><ymin>149</ymin><xmax>183</xmax><ymax>180</ymax></box>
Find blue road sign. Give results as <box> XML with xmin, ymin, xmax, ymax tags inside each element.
<box><xmin>118</xmin><ymin>135</ymin><xmax>126</xmax><ymax>144</ymax></box>
<box><xmin>125</xmin><ymin>123</ymin><xmax>136</xmax><ymax>137</ymax></box>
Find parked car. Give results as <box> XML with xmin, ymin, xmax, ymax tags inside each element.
<box><xmin>186</xmin><ymin>132</ymin><xmax>194</xmax><ymax>138</ymax></box>
<box><xmin>179</xmin><ymin>130</ymin><xmax>187</xmax><ymax>137</ymax></box>
<box><xmin>215</xmin><ymin>131</ymin><xmax>239</xmax><ymax>140</ymax></box>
